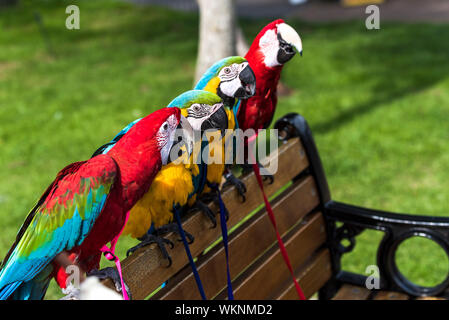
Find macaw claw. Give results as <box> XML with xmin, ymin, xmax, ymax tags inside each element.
<box><xmin>87</xmin><ymin>267</ymin><xmax>132</xmax><ymax>299</ymax></box>
<box><xmin>127</xmin><ymin>233</ymin><xmax>174</xmax><ymax>267</ymax></box>
<box><xmin>189</xmin><ymin>199</ymin><xmax>217</xmax><ymax>228</ymax></box>
<box><xmin>223</xmin><ymin>172</ymin><xmax>247</xmax><ymax>202</ymax></box>
<box><xmin>155</xmin><ymin>223</ymin><xmax>195</xmax><ymax>245</ymax></box>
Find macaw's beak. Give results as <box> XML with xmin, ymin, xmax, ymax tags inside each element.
<box><xmin>277</xmin><ymin>22</ymin><xmax>303</xmax><ymax>64</ymax></box>
<box><xmin>179</xmin><ymin>115</ymin><xmax>194</xmax><ymax>156</ymax></box>
<box><xmin>168</xmin><ymin>115</ymin><xmax>194</xmax><ymax>164</ymax></box>
<box><xmin>235</xmin><ymin>64</ymin><xmax>256</xmax><ymax>99</ymax></box>
<box><xmin>201</xmin><ymin>103</ymin><xmax>228</xmax><ymax>138</ymax></box>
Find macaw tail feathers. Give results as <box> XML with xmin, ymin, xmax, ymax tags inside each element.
<box><xmin>12</xmin><ymin>280</ymin><xmax>51</xmax><ymax>300</ymax></box>
<box><xmin>0</xmin><ymin>262</ymin><xmax>53</xmax><ymax>300</ymax></box>
<box><xmin>0</xmin><ymin>281</ymin><xmax>21</xmax><ymax>300</ymax></box>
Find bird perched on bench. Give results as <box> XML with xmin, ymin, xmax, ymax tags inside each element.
<box><xmin>237</xmin><ymin>19</ymin><xmax>302</xmax><ymax>178</ymax></box>
<box><xmin>0</xmin><ymin>107</ymin><xmax>193</xmax><ymax>300</ymax></box>
<box><xmin>93</xmin><ymin>90</ymin><xmax>228</xmax><ymax>265</ymax></box>
<box><xmin>94</xmin><ymin>58</ymin><xmax>257</xmax><ymax>264</ymax></box>
<box><xmin>192</xmin><ymin>56</ymin><xmax>256</xmax><ymax>209</ymax></box>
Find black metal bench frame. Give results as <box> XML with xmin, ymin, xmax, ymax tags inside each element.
<box><xmin>274</xmin><ymin>113</ymin><xmax>449</xmax><ymax>299</ymax></box>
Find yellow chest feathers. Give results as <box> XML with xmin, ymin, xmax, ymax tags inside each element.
<box><xmin>123</xmin><ymin>161</ymin><xmax>199</xmax><ymax>238</ymax></box>
<box><xmin>201</xmin><ymin>108</ymin><xmax>236</xmax><ymax>192</ymax></box>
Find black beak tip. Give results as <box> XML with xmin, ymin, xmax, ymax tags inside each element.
<box><xmin>238</xmin><ymin>66</ymin><xmax>256</xmax><ymax>98</ymax></box>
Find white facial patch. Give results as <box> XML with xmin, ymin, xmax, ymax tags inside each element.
<box><xmin>158</xmin><ymin>114</ymin><xmax>179</xmax><ymax>165</ymax></box>
<box><xmin>218</xmin><ymin>62</ymin><xmax>252</xmax><ymax>97</ymax></box>
<box><xmin>186</xmin><ymin>103</ymin><xmax>220</xmax><ymax>132</ymax></box>
<box><xmin>277</xmin><ymin>23</ymin><xmax>302</xmax><ymax>53</ymax></box>
<box><xmin>219</xmin><ymin>77</ymin><xmax>243</xmax><ymax>97</ymax></box>
<box><xmin>159</xmin><ymin>135</ymin><xmax>173</xmax><ymax>165</ymax></box>
<box><xmin>218</xmin><ymin>63</ymin><xmax>238</xmax><ymax>82</ymax></box>
<box><xmin>259</xmin><ymin>29</ymin><xmax>281</xmax><ymax>68</ymax></box>
<box><xmin>166</xmin><ymin>114</ymin><xmax>178</xmax><ymax>130</ymax></box>
<box><xmin>187</xmin><ymin>116</ymin><xmax>204</xmax><ymax>132</ymax></box>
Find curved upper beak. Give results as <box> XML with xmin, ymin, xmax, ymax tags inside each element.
<box><xmin>277</xmin><ymin>23</ymin><xmax>303</xmax><ymax>63</ymax></box>
<box><xmin>201</xmin><ymin>103</ymin><xmax>228</xmax><ymax>137</ymax></box>
<box><xmin>236</xmin><ymin>64</ymin><xmax>256</xmax><ymax>98</ymax></box>
<box><xmin>168</xmin><ymin>115</ymin><xmax>194</xmax><ymax>164</ymax></box>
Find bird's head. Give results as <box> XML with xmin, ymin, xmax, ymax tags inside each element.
<box><xmin>151</xmin><ymin>107</ymin><xmax>194</xmax><ymax>165</ymax></box>
<box><xmin>167</xmin><ymin>90</ymin><xmax>228</xmax><ymax>136</ymax></box>
<box><xmin>253</xmin><ymin>19</ymin><xmax>302</xmax><ymax>68</ymax></box>
<box><xmin>106</xmin><ymin>107</ymin><xmax>193</xmax><ymax>166</ymax></box>
<box><xmin>195</xmin><ymin>56</ymin><xmax>256</xmax><ymax>106</ymax></box>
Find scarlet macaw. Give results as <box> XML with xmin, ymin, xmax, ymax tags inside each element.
<box><xmin>238</xmin><ymin>19</ymin><xmax>302</xmax><ymax>132</ymax></box>
<box><xmin>0</xmin><ymin>107</ymin><xmax>192</xmax><ymax>300</ymax></box>
<box><xmin>237</xmin><ymin>19</ymin><xmax>302</xmax><ymax>176</ymax></box>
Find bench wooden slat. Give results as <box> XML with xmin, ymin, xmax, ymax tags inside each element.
<box><xmin>332</xmin><ymin>284</ymin><xmax>372</xmax><ymax>300</ymax></box>
<box><xmin>103</xmin><ymin>138</ymin><xmax>309</xmax><ymax>299</ymax></box>
<box><xmin>216</xmin><ymin>211</ymin><xmax>327</xmax><ymax>300</ymax></box>
<box><xmin>372</xmin><ymin>291</ymin><xmax>409</xmax><ymax>300</ymax></box>
<box><xmin>274</xmin><ymin>248</ymin><xmax>332</xmax><ymax>300</ymax></box>
<box><xmin>156</xmin><ymin>176</ymin><xmax>319</xmax><ymax>300</ymax></box>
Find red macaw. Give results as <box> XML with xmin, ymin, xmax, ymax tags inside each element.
<box><xmin>0</xmin><ymin>107</ymin><xmax>192</xmax><ymax>300</ymax></box>
<box><xmin>238</xmin><ymin>19</ymin><xmax>302</xmax><ymax>133</ymax></box>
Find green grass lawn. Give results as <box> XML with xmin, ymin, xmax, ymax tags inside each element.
<box><xmin>1</xmin><ymin>0</ymin><xmax>449</xmax><ymax>299</ymax></box>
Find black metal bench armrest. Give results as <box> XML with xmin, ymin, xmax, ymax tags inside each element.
<box><xmin>325</xmin><ymin>200</ymin><xmax>449</xmax><ymax>229</ymax></box>
<box><xmin>324</xmin><ymin>200</ymin><xmax>449</xmax><ymax>297</ymax></box>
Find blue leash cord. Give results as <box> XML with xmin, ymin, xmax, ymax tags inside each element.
<box><xmin>173</xmin><ymin>205</ymin><xmax>207</xmax><ymax>300</ymax></box>
<box><xmin>207</xmin><ymin>182</ymin><xmax>234</xmax><ymax>300</ymax></box>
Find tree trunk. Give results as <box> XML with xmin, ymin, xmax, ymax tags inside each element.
<box><xmin>195</xmin><ymin>0</ymin><xmax>236</xmax><ymax>83</ymax></box>
<box><xmin>236</xmin><ymin>26</ymin><xmax>249</xmax><ymax>57</ymax></box>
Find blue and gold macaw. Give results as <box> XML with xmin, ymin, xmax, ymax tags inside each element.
<box><xmin>192</xmin><ymin>56</ymin><xmax>256</xmax><ymax>205</ymax></box>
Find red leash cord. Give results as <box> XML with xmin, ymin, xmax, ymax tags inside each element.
<box><xmin>249</xmin><ymin>140</ymin><xmax>306</xmax><ymax>300</ymax></box>
<box><xmin>99</xmin><ymin>211</ymin><xmax>130</xmax><ymax>300</ymax></box>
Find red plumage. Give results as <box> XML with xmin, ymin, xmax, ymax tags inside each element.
<box><xmin>238</xmin><ymin>19</ymin><xmax>286</xmax><ymax>132</ymax></box>
<box><xmin>75</xmin><ymin>107</ymin><xmax>180</xmax><ymax>267</ymax></box>
<box><xmin>48</xmin><ymin>107</ymin><xmax>181</xmax><ymax>288</ymax></box>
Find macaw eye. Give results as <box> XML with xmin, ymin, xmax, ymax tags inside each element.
<box><xmin>191</xmin><ymin>104</ymin><xmax>201</xmax><ymax>112</ymax></box>
<box><xmin>161</xmin><ymin>122</ymin><xmax>168</xmax><ymax>131</ymax></box>
<box><xmin>223</xmin><ymin>67</ymin><xmax>231</xmax><ymax>74</ymax></box>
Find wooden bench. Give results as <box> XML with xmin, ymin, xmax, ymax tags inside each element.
<box><xmin>104</xmin><ymin>113</ymin><xmax>449</xmax><ymax>300</ymax></box>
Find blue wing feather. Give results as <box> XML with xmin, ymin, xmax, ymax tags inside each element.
<box><xmin>0</xmin><ymin>155</ymin><xmax>116</xmax><ymax>300</ymax></box>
